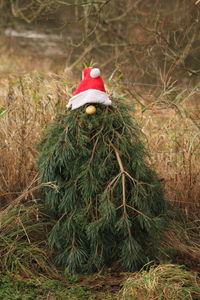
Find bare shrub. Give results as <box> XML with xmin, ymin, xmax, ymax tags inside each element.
<box><xmin>1</xmin><ymin>1</ymin><xmax>200</xmax><ymax>86</ymax></box>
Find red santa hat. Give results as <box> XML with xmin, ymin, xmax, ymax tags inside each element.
<box><xmin>67</xmin><ymin>67</ymin><xmax>112</xmax><ymax>110</ymax></box>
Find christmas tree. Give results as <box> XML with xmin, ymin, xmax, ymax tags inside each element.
<box><xmin>37</xmin><ymin>68</ymin><xmax>167</xmax><ymax>274</ymax></box>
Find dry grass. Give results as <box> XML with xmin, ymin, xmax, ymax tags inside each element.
<box><xmin>161</xmin><ymin>217</ymin><xmax>200</xmax><ymax>271</ymax></box>
<box><xmin>0</xmin><ymin>53</ymin><xmax>199</xmax><ymax>215</ymax></box>
<box><xmin>0</xmin><ymin>174</ymin><xmax>60</xmax><ymax>277</ymax></box>
<box><xmin>0</xmin><ymin>55</ymin><xmax>200</xmax><ymax>215</ymax></box>
<box><xmin>118</xmin><ymin>264</ymin><xmax>200</xmax><ymax>300</ymax></box>
<box><xmin>0</xmin><ymin>201</ymin><xmax>55</xmax><ymax>278</ymax></box>
<box><xmin>0</xmin><ymin>53</ymin><xmax>199</xmax><ymax>279</ymax></box>
<box><xmin>128</xmin><ymin>87</ymin><xmax>200</xmax><ymax>217</ymax></box>
<box><xmin>0</xmin><ymin>54</ymin><xmax>72</xmax><ymax>206</ymax></box>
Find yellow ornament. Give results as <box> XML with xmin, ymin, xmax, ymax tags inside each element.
<box><xmin>85</xmin><ymin>105</ymin><xmax>96</xmax><ymax>115</ymax></box>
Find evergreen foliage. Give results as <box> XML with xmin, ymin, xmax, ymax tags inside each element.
<box><xmin>37</xmin><ymin>95</ymin><xmax>167</xmax><ymax>274</ymax></box>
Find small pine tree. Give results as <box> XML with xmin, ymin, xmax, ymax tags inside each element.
<box><xmin>37</xmin><ymin>95</ymin><xmax>167</xmax><ymax>274</ymax></box>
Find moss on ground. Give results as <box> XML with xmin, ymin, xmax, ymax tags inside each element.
<box><xmin>0</xmin><ymin>275</ymin><xmax>115</xmax><ymax>300</ymax></box>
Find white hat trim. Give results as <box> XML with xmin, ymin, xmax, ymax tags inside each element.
<box><xmin>67</xmin><ymin>89</ymin><xmax>112</xmax><ymax>110</ymax></box>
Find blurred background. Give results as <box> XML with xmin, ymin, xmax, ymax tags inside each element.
<box><xmin>0</xmin><ymin>0</ymin><xmax>199</xmax><ymax>216</ymax></box>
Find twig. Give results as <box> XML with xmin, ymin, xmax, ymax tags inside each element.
<box><xmin>116</xmin><ymin>203</ymin><xmax>152</xmax><ymax>221</ymax></box>
<box><xmin>124</xmin><ymin>171</ymin><xmax>150</xmax><ymax>188</ymax></box>
<box><xmin>126</xmin><ymin>204</ymin><xmax>152</xmax><ymax>221</ymax></box>
<box><xmin>109</xmin><ymin>140</ymin><xmax>152</xmax><ymax>222</ymax></box>
<box><xmin>88</xmin><ymin>126</ymin><xmax>104</xmax><ymax>166</ymax></box>
<box><xmin>109</xmin><ymin>141</ymin><xmax>128</xmax><ymax>217</ymax></box>
<box><xmin>18</xmin><ymin>215</ymin><xmax>31</xmax><ymax>244</ymax></box>
<box><xmin>105</xmin><ymin>173</ymin><xmax>121</xmax><ymax>192</ymax></box>
<box><xmin>65</xmin><ymin>42</ymin><xmax>97</xmax><ymax>72</ymax></box>
<box><xmin>0</xmin><ymin>174</ymin><xmax>58</xmax><ymax>223</ymax></box>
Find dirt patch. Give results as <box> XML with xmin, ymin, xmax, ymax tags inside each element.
<box><xmin>80</xmin><ymin>267</ymin><xmax>129</xmax><ymax>295</ymax></box>
<box><xmin>174</xmin><ymin>253</ymin><xmax>200</xmax><ymax>273</ymax></box>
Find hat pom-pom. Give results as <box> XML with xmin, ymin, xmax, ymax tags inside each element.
<box><xmin>90</xmin><ymin>68</ymin><xmax>100</xmax><ymax>78</ymax></box>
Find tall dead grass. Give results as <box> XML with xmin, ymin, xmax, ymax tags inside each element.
<box><xmin>130</xmin><ymin>87</ymin><xmax>200</xmax><ymax>217</ymax></box>
<box><xmin>0</xmin><ymin>54</ymin><xmax>199</xmax><ymax>277</ymax></box>
<box><xmin>0</xmin><ymin>60</ymin><xmax>70</xmax><ymax>206</ymax></box>
<box><xmin>0</xmin><ymin>54</ymin><xmax>199</xmax><ymax>216</ymax></box>
<box><xmin>119</xmin><ymin>264</ymin><xmax>200</xmax><ymax>300</ymax></box>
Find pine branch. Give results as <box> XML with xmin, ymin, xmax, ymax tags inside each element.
<box><xmin>37</xmin><ymin>97</ymin><xmax>167</xmax><ymax>273</ymax></box>
<box><xmin>88</xmin><ymin>125</ymin><xmax>104</xmax><ymax>167</ymax></box>
<box><xmin>110</xmin><ymin>140</ymin><xmax>152</xmax><ymax>222</ymax></box>
<box><xmin>110</xmin><ymin>142</ymin><xmax>127</xmax><ymax>215</ymax></box>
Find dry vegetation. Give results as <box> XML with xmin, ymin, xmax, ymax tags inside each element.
<box><xmin>119</xmin><ymin>264</ymin><xmax>200</xmax><ymax>300</ymax></box>
<box><xmin>0</xmin><ymin>51</ymin><xmax>199</xmax><ymax>298</ymax></box>
<box><xmin>1</xmin><ymin>0</ymin><xmax>200</xmax><ymax>84</ymax></box>
<box><xmin>0</xmin><ymin>0</ymin><xmax>199</xmax><ymax>299</ymax></box>
<box><xmin>0</xmin><ymin>53</ymin><xmax>199</xmax><ymax>272</ymax></box>
<box><xmin>0</xmin><ymin>53</ymin><xmax>199</xmax><ymax>216</ymax></box>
